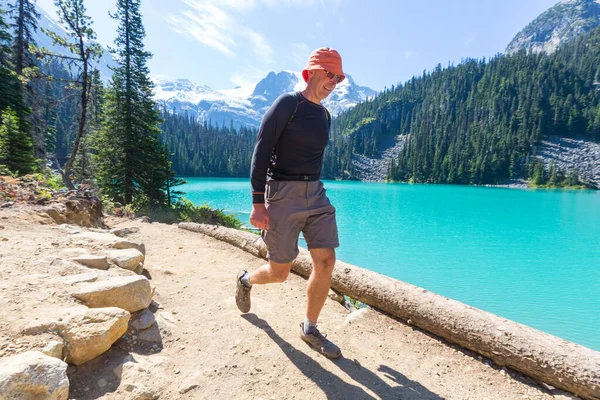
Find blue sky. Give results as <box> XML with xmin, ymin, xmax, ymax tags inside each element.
<box><xmin>36</xmin><ymin>0</ymin><xmax>560</xmax><ymax>92</ymax></box>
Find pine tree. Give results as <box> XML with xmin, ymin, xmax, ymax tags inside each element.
<box><xmin>0</xmin><ymin>107</ymin><xmax>36</xmax><ymax>174</ymax></box>
<box><xmin>160</xmin><ymin>143</ymin><xmax>186</xmax><ymax>207</ymax></box>
<box><xmin>96</xmin><ymin>0</ymin><xmax>171</xmax><ymax>208</ymax></box>
<box><xmin>0</xmin><ymin>5</ymin><xmax>26</xmax><ymax>126</ymax></box>
<box><xmin>44</xmin><ymin>0</ymin><xmax>102</xmax><ymax>189</ymax></box>
<box><xmin>7</xmin><ymin>0</ymin><xmax>39</xmax><ymax>75</ymax></box>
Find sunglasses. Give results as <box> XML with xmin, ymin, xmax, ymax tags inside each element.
<box><xmin>323</xmin><ymin>69</ymin><xmax>344</xmax><ymax>84</ymax></box>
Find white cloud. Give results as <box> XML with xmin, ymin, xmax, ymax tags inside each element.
<box><xmin>166</xmin><ymin>2</ymin><xmax>237</xmax><ymax>56</ymax></box>
<box><xmin>166</xmin><ymin>0</ymin><xmax>274</xmax><ymax>60</ymax></box>
<box><xmin>166</xmin><ymin>0</ymin><xmax>341</xmax><ymax>61</ymax></box>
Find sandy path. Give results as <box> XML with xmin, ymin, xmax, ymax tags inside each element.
<box><xmin>97</xmin><ymin>217</ymin><xmax>570</xmax><ymax>400</ymax></box>
<box><xmin>0</xmin><ymin>208</ymin><xmax>575</xmax><ymax>399</ymax></box>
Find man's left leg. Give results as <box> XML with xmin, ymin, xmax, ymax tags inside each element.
<box><xmin>306</xmin><ymin>248</ymin><xmax>336</xmax><ymax>322</ymax></box>
<box><xmin>300</xmin><ymin>247</ymin><xmax>342</xmax><ymax>359</ymax></box>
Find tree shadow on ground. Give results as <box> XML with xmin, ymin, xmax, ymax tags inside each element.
<box><xmin>242</xmin><ymin>314</ymin><xmax>445</xmax><ymax>400</ymax></box>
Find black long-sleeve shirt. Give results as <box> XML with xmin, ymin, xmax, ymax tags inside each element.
<box><xmin>250</xmin><ymin>92</ymin><xmax>331</xmax><ymax>204</ymax></box>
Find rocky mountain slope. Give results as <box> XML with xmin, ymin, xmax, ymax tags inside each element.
<box><xmin>154</xmin><ymin>71</ymin><xmax>377</xmax><ymax>129</ymax></box>
<box><xmin>506</xmin><ymin>0</ymin><xmax>600</xmax><ymax>54</ymax></box>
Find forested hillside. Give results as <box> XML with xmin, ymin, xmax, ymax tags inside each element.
<box><xmin>160</xmin><ymin>111</ymin><xmax>255</xmax><ymax>177</ymax></box>
<box><xmin>326</xmin><ymin>25</ymin><xmax>600</xmax><ymax>186</ymax></box>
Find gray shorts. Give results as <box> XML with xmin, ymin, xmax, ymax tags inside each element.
<box><xmin>262</xmin><ymin>180</ymin><xmax>339</xmax><ymax>263</ymax></box>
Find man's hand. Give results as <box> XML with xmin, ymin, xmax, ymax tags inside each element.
<box><xmin>250</xmin><ymin>203</ymin><xmax>269</xmax><ymax>230</ymax></box>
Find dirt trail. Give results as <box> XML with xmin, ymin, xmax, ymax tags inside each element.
<box><xmin>0</xmin><ymin>208</ymin><xmax>578</xmax><ymax>400</ymax></box>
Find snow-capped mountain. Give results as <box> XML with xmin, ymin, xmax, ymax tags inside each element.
<box><xmin>154</xmin><ymin>71</ymin><xmax>378</xmax><ymax>129</ymax></box>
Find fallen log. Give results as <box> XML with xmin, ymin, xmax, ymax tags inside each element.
<box><xmin>179</xmin><ymin>222</ymin><xmax>600</xmax><ymax>400</ymax></box>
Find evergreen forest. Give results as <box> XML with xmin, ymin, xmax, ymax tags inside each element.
<box><xmin>327</xmin><ymin>26</ymin><xmax>600</xmax><ymax>186</ymax></box>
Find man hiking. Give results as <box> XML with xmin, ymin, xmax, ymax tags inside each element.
<box><xmin>236</xmin><ymin>47</ymin><xmax>346</xmax><ymax>359</ymax></box>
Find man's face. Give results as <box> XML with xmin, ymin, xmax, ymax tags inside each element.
<box><xmin>308</xmin><ymin>69</ymin><xmax>342</xmax><ymax>101</ymax></box>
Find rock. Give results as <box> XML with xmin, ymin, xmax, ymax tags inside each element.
<box><xmin>344</xmin><ymin>307</ymin><xmax>373</xmax><ymax>324</ymax></box>
<box><xmin>40</xmin><ymin>257</ymin><xmax>91</xmax><ymax>276</ymax></box>
<box><xmin>41</xmin><ymin>194</ymin><xmax>104</xmax><ymax>228</ymax></box>
<box><xmin>1</xmin><ymin>201</ymin><xmax>14</xmax><ymax>208</ymax></box>
<box><xmin>0</xmin><ymin>351</ymin><xmax>69</xmax><ymax>399</ymax></box>
<box><xmin>115</xmin><ymin>241</ymin><xmax>145</xmax><ymax>256</ymax></box>
<box><xmin>105</xmin><ymin>248</ymin><xmax>145</xmax><ymax>270</ymax></box>
<box><xmin>136</xmin><ymin>322</ymin><xmax>163</xmax><ymax>344</ymax></box>
<box><xmin>71</xmin><ymin>231</ymin><xmax>145</xmax><ymax>254</ymax></box>
<box><xmin>131</xmin><ymin>309</ymin><xmax>156</xmax><ymax>331</ymax></box>
<box><xmin>133</xmin><ymin>262</ymin><xmax>144</xmax><ymax>275</ymax></box>
<box><xmin>72</xmin><ymin>255</ymin><xmax>109</xmax><ymax>270</ymax></box>
<box><xmin>56</xmin><ymin>271</ymin><xmax>98</xmax><ymax>285</ymax></box>
<box><xmin>62</xmin><ymin>307</ymin><xmax>129</xmax><ymax>365</ymax></box>
<box><xmin>24</xmin><ymin>307</ymin><xmax>130</xmax><ymax>366</ymax></box>
<box><xmin>71</xmin><ymin>275</ymin><xmax>153</xmax><ymax>313</ymax></box>
<box><xmin>42</xmin><ymin>340</ymin><xmax>64</xmax><ymax>359</ymax></box>
<box><xmin>114</xmin><ymin>355</ymin><xmax>169</xmax><ymax>400</ymax></box>
<box><xmin>110</xmin><ymin>227</ymin><xmax>140</xmax><ymax>237</ymax></box>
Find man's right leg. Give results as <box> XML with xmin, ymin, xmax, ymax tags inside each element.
<box><xmin>236</xmin><ymin>260</ymin><xmax>292</xmax><ymax>313</ymax></box>
<box><xmin>248</xmin><ymin>260</ymin><xmax>292</xmax><ymax>284</ymax></box>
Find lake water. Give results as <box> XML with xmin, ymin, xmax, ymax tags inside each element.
<box><xmin>178</xmin><ymin>177</ymin><xmax>600</xmax><ymax>351</ymax></box>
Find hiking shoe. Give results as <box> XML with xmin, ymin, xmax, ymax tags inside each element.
<box><xmin>299</xmin><ymin>322</ymin><xmax>342</xmax><ymax>359</ymax></box>
<box><xmin>236</xmin><ymin>270</ymin><xmax>251</xmax><ymax>313</ymax></box>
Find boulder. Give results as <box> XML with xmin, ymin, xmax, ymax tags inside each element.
<box><xmin>0</xmin><ymin>351</ymin><xmax>69</xmax><ymax>399</ymax></box>
<box><xmin>105</xmin><ymin>249</ymin><xmax>145</xmax><ymax>271</ymax></box>
<box><xmin>61</xmin><ymin>308</ymin><xmax>129</xmax><ymax>365</ymax></box>
<box><xmin>41</xmin><ymin>194</ymin><xmax>104</xmax><ymax>228</ymax></box>
<box><xmin>71</xmin><ymin>275</ymin><xmax>153</xmax><ymax>313</ymax></box>
<box><xmin>72</xmin><ymin>255</ymin><xmax>109</xmax><ymax>270</ymax></box>
<box><xmin>24</xmin><ymin>307</ymin><xmax>130</xmax><ymax>366</ymax></box>
<box><xmin>71</xmin><ymin>231</ymin><xmax>145</xmax><ymax>254</ymax></box>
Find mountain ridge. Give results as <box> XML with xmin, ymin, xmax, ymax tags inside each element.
<box><xmin>154</xmin><ymin>71</ymin><xmax>378</xmax><ymax>129</ymax></box>
<box><xmin>506</xmin><ymin>0</ymin><xmax>600</xmax><ymax>54</ymax></box>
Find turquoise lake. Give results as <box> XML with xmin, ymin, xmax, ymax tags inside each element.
<box><xmin>178</xmin><ymin>177</ymin><xmax>600</xmax><ymax>351</ymax></box>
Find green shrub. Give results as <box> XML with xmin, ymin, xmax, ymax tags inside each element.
<box><xmin>0</xmin><ymin>165</ymin><xmax>13</xmax><ymax>176</ymax></box>
<box><xmin>174</xmin><ymin>198</ymin><xmax>241</xmax><ymax>229</ymax></box>
<box><xmin>32</xmin><ymin>172</ymin><xmax>65</xmax><ymax>191</ymax></box>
